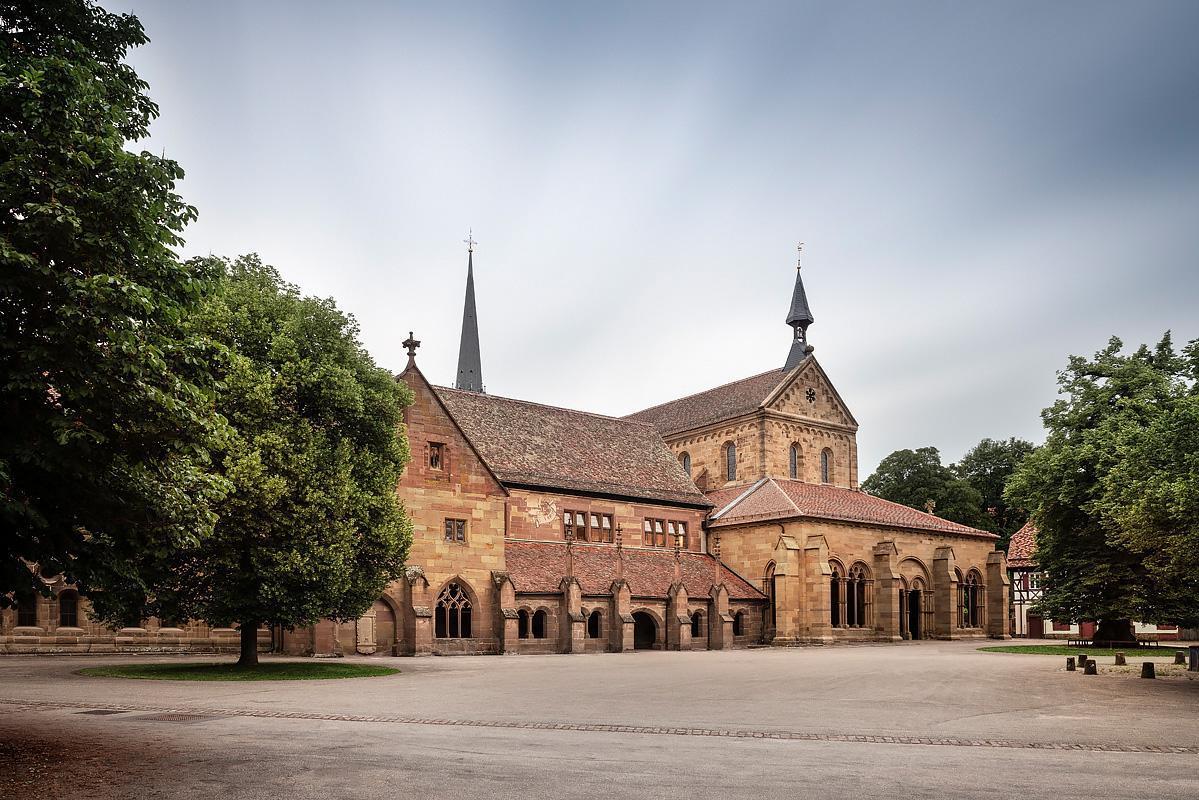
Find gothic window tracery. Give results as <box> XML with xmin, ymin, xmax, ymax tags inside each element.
<box><xmin>435</xmin><ymin>582</ymin><xmax>472</xmax><ymax>639</ymax></box>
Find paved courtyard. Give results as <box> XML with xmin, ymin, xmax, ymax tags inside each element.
<box><xmin>2</xmin><ymin>641</ymin><xmax>1197</xmax><ymax>799</ymax></box>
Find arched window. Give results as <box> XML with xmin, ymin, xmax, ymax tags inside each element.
<box><xmin>435</xmin><ymin>582</ymin><xmax>472</xmax><ymax>639</ymax></box>
<box><xmin>690</xmin><ymin>611</ymin><xmax>703</xmax><ymax>638</ymax></box>
<box><xmin>16</xmin><ymin>594</ymin><xmax>38</xmax><ymax>628</ymax></box>
<box><xmin>587</xmin><ymin>609</ymin><xmax>602</xmax><ymax>639</ymax></box>
<box><xmin>724</xmin><ymin>442</ymin><xmax>737</xmax><ymax>481</ymax></box>
<box><xmin>679</xmin><ymin>452</ymin><xmax>691</xmax><ymax>476</ymax></box>
<box><xmin>764</xmin><ymin>561</ymin><xmax>777</xmax><ymax>632</ymax></box>
<box><xmin>518</xmin><ymin>609</ymin><xmax>530</xmax><ymax>639</ymax></box>
<box><xmin>961</xmin><ymin>570</ymin><xmax>983</xmax><ymax>628</ymax></box>
<box><xmin>788</xmin><ymin>444</ymin><xmax>800</xmax><ymax>480</ymax></box>
<box><xmin>58</xmin><ymin>590</ymin><xmax>78</xmax><ymax>628</ymax></box>
<box><xmin>847</xmin><ymin>563</ymin><xmax>869</xmax><ymax>628</ymax></box>
<box><xmin>830</xmin><ymin>562</ymin><xmax>844</xmax><ymax>627</ymax></box>
<box><xmin>820</xmin><ymin>448</ymin><xmax>833</xmax><ymax>483</ymax></box>
<box><xmin>732</xmin><ymin>610</ymin><xmax>745</xmax><ymax>636</ymax></box>
<box><xmin>532</xmin><ymin>609</ymin><xmax>548</xmax><ymax>639</ymax></box>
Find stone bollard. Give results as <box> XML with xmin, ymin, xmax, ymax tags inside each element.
<box><xmin>1174</xmin><ymin>650</ymin><xmax>1186</xmax><ymax>665</ymax></box>
<box><xmin>1114</xmin><ymin>652</ymin><xmax>1126</xmax><ymax>666</ymax></box>
<box><xmin>1141</xmin><ymin>662</ymin><xmax>1156</xmax><ymax>679</ymax></box>
<box><xmin>1066</xmin><ymin>656</ymin><xmax>1076</xmax><ymax>671</ymax></box>
<box><xmin>1083</xmin><ymin>660</ymin><xmax>1097</xmax><ymax>675</ymax></box>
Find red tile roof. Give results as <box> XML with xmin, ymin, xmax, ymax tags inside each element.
<box><xmin>436</xmin><ymin>387</ymin><xmax>708</xmax><ymax>507</ymax></box>
<box><xmin>1006</xmin><ymin>521</ymin><xmax>1038</xmax><ymax>568</ymax></box>
<box><xmin>624</xmin><ymin>368</ymin><xmax>790</xmax><ymax>435</ymax></box>
<box><xmin>709</xmin><ymin>478</ymin><xmax>999</xmax><ymax>539</ymax></box>
<box><xmin>504</xmin><ymin>540</ymin><xmax>765</xmax><ymax>601</ymax></box>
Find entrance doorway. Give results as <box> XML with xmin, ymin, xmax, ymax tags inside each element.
<box><xmin>372</xmin><ymin>599</ymin><xmax>396</xmax><ymax>655</ymax></box>
<box><xmin>632</xmin><ymin>611</ymin><xmax>657</xmax><ymax>650</ymax></box>
<box><xmin>907</xmin><ymin>590</ymin><xmax>922</xmax><ymax>640</ymax></box>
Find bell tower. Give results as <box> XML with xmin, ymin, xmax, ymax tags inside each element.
<box><xmin>784</xmin><ymin>242</ymin><xmax>814</xmax><ymax>371</ymax></box>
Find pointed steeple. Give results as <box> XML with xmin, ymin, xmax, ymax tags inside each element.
<box><xmin>784</xmin><ymin>243</ymin><xmax>814</xmax><ymax>371</ymax></box>
<box><xmin>455</xmin><ymin>234</ymin><xmax>484</xmax><ymax>392</ymax></box>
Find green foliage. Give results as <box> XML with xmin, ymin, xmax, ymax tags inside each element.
<box><xmin>861</xmin><ymin>447</ymin><xmax>988</xmax><ymax>530</ymax></box>
<box><xmin>77</xmin><ymin>661</ymin><xmax>399</xmax><ymax>681</ymax></box>
<box><xmin>0</xmin><ymin>1</ymin><xmax>227</xmax><ymax>601</ymax></box>
<box><xmin>88</xmin><ymin>255</ymin><xmax>414</xmax><ymax>645</ymax></box>
<box><xmin>952</xmin><ymin>437</ymin><xmax>1036</xmax><ymax>545</ymax></box>
<box><xmin>1006</xmin><ymin>334</ymin><xmax>1199</xmax><ymax>628</ymax></box>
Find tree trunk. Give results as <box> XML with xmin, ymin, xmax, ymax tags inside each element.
<box><xmin>1093</xmin><ymin>618</ymin><xmax>1135</xmax><ymax>645</ymax></box>
<box><xmin>238</xmin><ymin>621</ymin><xmax>260</xmax><ymax>667</ymax></box>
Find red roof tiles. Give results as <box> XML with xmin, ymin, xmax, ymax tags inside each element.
<box><xmin>436</xmin><ymin>387</ymin><xmax>707</xmax><ymax>507</ymax></box>
<box><xmin>624</xmin><ymin>369</ymin><xmax>790</xmax><ymax>435</ymax></box>
<box><xmin>709</xmin><ymin>478</ymin><xmax>999</xmax><ymax>539</ymax></box>
<box><xmin>504</xmin><ymin>540</ymin><xmax>765</xmax><ymax>601</ymax></box>
<box><xmin>1007</xmin><ymin>521</ymin><xmax>1037</xmax><ymax>568</ymax></box>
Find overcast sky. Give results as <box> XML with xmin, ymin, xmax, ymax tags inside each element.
<box><xmin>111</xmin><ymin>1</ymin><xmax>1199</xmax><ymax>476</ymax></box>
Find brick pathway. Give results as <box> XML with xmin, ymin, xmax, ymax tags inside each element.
<box><xmin>3</xmin><ymin>697</ymin><xmax>1195</xmax><ymax>755</ymax></box>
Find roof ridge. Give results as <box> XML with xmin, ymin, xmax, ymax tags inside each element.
<box><xmin>436</xmin><ymin>385</ymin><xmax>659</xmax><ymax>429</ymax></box>
<box><xmin>624</xmin><ymin>368</ymin><xmax>787</xmax><ymax>418</ymax></box>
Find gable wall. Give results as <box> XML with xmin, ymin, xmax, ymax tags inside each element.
<box><xmin>665</xmin><ymin>417</ymin><xmax>763</xmax><ymax>491</ymax></box>
<box><xmin>398</xmin><ymin>370</ymin><xmax>508</xmax><ymax>649</ymax></box>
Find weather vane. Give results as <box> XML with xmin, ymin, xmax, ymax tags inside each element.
<box><xmin>797</xmin><ymin>241</ymin><xmax>804</xmax><ymax>270</ymax></box>
<box><xmin>464</xmin><ymin>228</ymin><xmax>477</xmax><ymax>253</ymax></box>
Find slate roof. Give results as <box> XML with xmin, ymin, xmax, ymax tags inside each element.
<box><xmin>708</xmin><ymin>478</ymin><xmax>999</xmax><ymax>539</ymax></box>
<box><xmin>435</xmin><ymin>386</ymin><xmax>708</xmax><ymax>507</ymax></box>
<box><xmin>1007</xmin><ymin>522</ymin><xmax>1038</xmax><ymax>568</ymax></box>
<box><xmin>625</xmin><ymin>368</ymin><xmax>791</xmax><ymax>436</ymax></box>
<box><xmin>504</xmin><ymin>540</ymin><xmax>766</xmax><ymax>601</ymax></box>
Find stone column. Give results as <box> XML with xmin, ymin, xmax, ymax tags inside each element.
<box><xmin>492</xmin><ymin>572</ymin><xmax>520</xmax><ymax>654</ymax></box>
<box><xmin>667</xmin><ymin>582</ymin><xmax>691</xmax><ymax>651</ymax></box>
<box><xmin>559</xmin><ymin>577</ymin><xmax>585</xmax><ymax>653</ymax></box>
<box><xmin>708</xmin><ymin>584</ymin><xmax>733</xmax><ymax>650</ymax></box>
<box><xmin>985</xmin><ymin>551</ymin><xmax>1011</xmax><ymax>640</ymax></box>
<box><xmin>802</xmin><ymin>534</ymin><xmax>834</xmax><ymax>643</ymax></box>
<box><xmin>932</xmin><ymin>547</ymin><xmax>958</xmax><ymax>640</ymax></box>
<box><xmin>872</xmin><ymin>541</ymin><xmax>901</xmax><ymax>641</ymax></box>
<box><xmin>610</xmin><ymin>580</ymin><xmax>635</xmax><ymax>652</ymax></box>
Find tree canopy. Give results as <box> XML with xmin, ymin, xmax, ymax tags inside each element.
<box><xmin>88</xmin><ymin>256</ymin><xmax>414</xmax><ymax>664</ymax></box>
<box><xmin>953</xmin><ymin>437</ymin><xmax>1036</xmax><ymax>544</ymax></box>
<box><xmin>0</xmin><ymin>0</ymin><xmax>227</xmax><ymax>601</ymax></box>
<box><xmin>861</xmin><ymin>447</ymin><xmax>989</xmax><ymax>530</ymax></box>
<box><xmin>1006</xmin><ymin>334</ymin><xmax>1199</xmax><ymax>635</ymax></box>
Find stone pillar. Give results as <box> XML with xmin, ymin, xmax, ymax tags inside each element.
<box><xmin>985</xmin><ymin>551</ymin><xmax>1011</xmax><ymax>640</ymax></box>
<box><xmin>559</xmin><ymin>577</ymin><xmax>585</xmax><ymax>653</ymax></box>
<box><xmin>802</xmin><ymin>534</ymin><xmax>834</xmax><ymax>643</ymax></box>
<box><xmin>610</xmin><ymin>580</ymin><xmax>635</xmax><ymax>652</ymax></box>
<box><xmin>399</xmin><ymin>566</ymin><xmax>433</xmax><ymax>656</ymax></box>
<box><xmin>667</xmin><ymin>582</ymin><xmax>692</xmax><ymax>651</ymax></box>
<box><xmin>932</xmin><ymin>546</ymin><xmax>958</xmax><ymax>640</ymax></box>
<box><xmin>708</xmin><ymin>584</ymin><xmax>733</xmax><ymax>650</ymax></box>
<box><xmin>492</xmin><ymin>571</ymin><xmax>520</xmax><ymax>654</ymax></box>
<box><xmin>872</xmin><ymin>541</ymin><xmax>901</xmax><ymax>641</ymax></box>
<box><xmin>770</xmin><ymin>534</ymin><xmax>803</xmax><ymax>644</ymax></box>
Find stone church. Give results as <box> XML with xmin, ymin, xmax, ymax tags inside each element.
<box><xmin>1</xmin><ymin>246</ymin><xmax>1009</xmax><ymax>655</ymax></box>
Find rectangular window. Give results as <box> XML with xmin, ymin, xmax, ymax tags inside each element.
<box><xmin>678</xmin><ymin>521</ymin><xmax>688</xmax><ymax>547</ymax></box>
<box><xmin>599</xmin><ymin>513</ymin><xmax>613</xmax><ymax>543</ymax></box>
<box><xmin>642</xmin><ymin>518</ymin><xmax>689</xmax><ymax>547</ymax></box>
<box><xmin>429</xmin><ymin>442</ymin><xmax>444</xmax><ymax>470</ymax></box>
<box><xmin>444</xmin><ymin>518</ymin><xmax>466</xmax><ymax>543</ymax></box>
<box><xmin>564</xmin><ymin>510</ymin><xmax>614</xmax><ymax>543</ymax></box>
<box><xmin>575</xmin><ymin>512</ymin><xmax>588</xmax><ymax>541</ymax></box>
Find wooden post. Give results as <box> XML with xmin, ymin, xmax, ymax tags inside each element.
<box><xmin>1083</xmin><ymin>660</ymin><xmax>1097</xmax><ymax>675</ymax></box>
<box><xmin>1066</xmin><ymin>657</ymin><xmax>1076</xmax><ymax>671</ymax></box>
<box><xmin>1174</xmin><ymin>650</ymin><xmax>1186</xmax><ymax>665</ymax></box>
<box><xmin>1114</xmin><ymin>652</ymin><xmax>1126</xmax><ymax>666</ymax></box>
<box><xmin>1141</xmin><ymin>662</ymin><xmax>1156</xmax><ymax>679</ymax></box>
<box><xmin>1190</xmin><ymin>645</ymin><xmax>1199</xmax><ymax>672</ymax></box>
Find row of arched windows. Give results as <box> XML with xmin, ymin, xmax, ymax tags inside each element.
<box><xmin>9</xmin><ymin>591</ymin><xmax>78</xmax><ymax>629</ymax></box>
<box><xmin>678</xmin><ymin>444</ymin><xmax>835</xmax><ymax>483</ymax></box>
<box><xmin>825</xmin><ymin>566</ymin><xmax>986</xmax><ymax>632</ymax></box>
<box><xmin>829</xmin><ymin>562</ymin><xmax>871</xmax><ymax>628</ymax></box>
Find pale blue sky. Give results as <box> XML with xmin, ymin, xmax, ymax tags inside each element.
<box><xmin>112</xmin><ymin>1</ymin><xmax>1199</xmax><ymax>475</ymax></box>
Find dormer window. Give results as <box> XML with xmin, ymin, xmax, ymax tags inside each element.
<box><xmin>429</xmin><ymin>442</ymin><xmax>444</xmax><ymax>470</ymax></box>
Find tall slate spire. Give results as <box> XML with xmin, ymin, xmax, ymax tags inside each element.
<box><xmin>784</xmin><ymin>243</ymin><xmax>815</xmax><ymax>371</ymax></box>
<box><xmin>455</xmin><ymin>235</ymin><xmax>484</xmax><ymax>392</ymax></box>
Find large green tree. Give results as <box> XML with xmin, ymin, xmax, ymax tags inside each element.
<box><xmin>0</xmin><ymin>1</ymin><xmax>226</xmax><ymax>601</ymax></box>
<box><xmin>1006</xmin><ymin>334</ymin><xmax>1198</xmax><ymax>641</ymax></box>
<box><xmin>952</xmin><ymin>437</ymin><xmax>1036</xmax><ymax>545</ymax></box>
<box><xmin>91</xmin><ymin>256</ymin><xmax>413</xmax><ymax>665</ymax></box>
<box><xmin>862</xmin><ymin>447</ymin><xmax>988</xmax><ymax>530</ymax></box>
